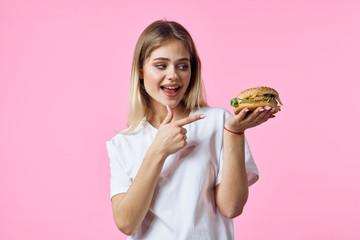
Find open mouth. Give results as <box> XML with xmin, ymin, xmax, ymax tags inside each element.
<box><xmin>160</xmin><ymin>85</ymin><xmax>181</xmax><ymax>97</ymax></box>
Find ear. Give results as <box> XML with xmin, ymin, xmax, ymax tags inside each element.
<box><xmin>139</xmin><ymin>67</ymin><xmax>144</xmax><ymax>79</ymax></box>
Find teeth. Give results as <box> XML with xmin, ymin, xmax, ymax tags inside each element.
<box><xmin>163</xmin><ymin>86</ymin><xmax>178</xmax><ymax>89</ymax></box>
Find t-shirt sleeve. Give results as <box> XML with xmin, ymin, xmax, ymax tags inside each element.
<box><xmin>106</xmin><ymin>139</ymin><xmax>132</xmax><ymax>199</ymax></box>
<box><xmin>216</xmin><ymin>109</ymin><xmax>259</xmax><ymax>187</ymax></box>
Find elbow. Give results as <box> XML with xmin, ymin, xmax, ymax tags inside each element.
<box><xmin>220</xmin><ymin>207</ymin><xmax>244</xmax><ymax>219</ymax></box>
<box><xmin>114</xmin><ymin>218</ymin><xmax>137</xmax><ymax>236</ymax></box>
<box><xmin>216</xmin><ymin>196</ymin><xmax>247</xmax><ymax>219</ymax></box>
<box><xmin>119</xmin><ymin>227</ymin><xmax>135</xmax><ymax>236</ymax></box>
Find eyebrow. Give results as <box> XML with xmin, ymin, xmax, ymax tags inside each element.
<box><xmin>152</xmin><ymin>57</ymin><xmax>190</xmax><ymax>62</ymax></box>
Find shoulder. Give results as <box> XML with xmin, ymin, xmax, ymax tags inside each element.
<box><xmin>106</xmin><ymin>121</ymin><xmax>147</xmax><ymax>148</ymax></box>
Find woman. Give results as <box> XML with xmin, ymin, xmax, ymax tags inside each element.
<box><xmin>106</xmin><ymin>20</ymin><xmax>275</xmax><ymax>239</ymax></box>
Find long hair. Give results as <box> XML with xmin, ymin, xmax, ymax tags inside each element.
<box><xmin>123</xmin><ymin>20</ymin><xmax>208</xmax><ymax>134</ymax></box>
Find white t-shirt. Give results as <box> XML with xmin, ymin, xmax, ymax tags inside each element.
<box><xmin>106</xmin><ymin>107</ymin><xmax>259</xmax><ymax>240</ymax></box>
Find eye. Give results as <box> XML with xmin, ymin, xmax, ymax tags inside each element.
<box><xmin>178</xmin><ymin>64</ymin><xmax>189</xmax><ymax>71</ymax></box>
<box><xmin>155</xmin><ymin>64</ymin><xmax>166</xmax><ymax>69</ymax></box>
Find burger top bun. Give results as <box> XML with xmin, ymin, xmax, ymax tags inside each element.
<box><xmin>237</xmin><ymin>86</ymin><xmax>279</xmax><ymax>99</ymax></box>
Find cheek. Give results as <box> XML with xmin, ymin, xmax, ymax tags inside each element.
<box><xmin>181</xmin><ymin>72</ymin><xmax>191</xmax><ymax>88</ymax></box>
<box><xmin>143</xmin><ymin>80</ymin><xmax>157</xmax><ymax>93</ymax></box>
<box><xmin>144</xmin><ymin>71</ymin><xmax>161</xmax><ymax>88</ymax></box>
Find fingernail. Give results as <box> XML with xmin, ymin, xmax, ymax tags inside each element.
<box><xmin>200</xmin><ymin>114</ymin><xmax>207</xmax><ymax>119</ymax></box>
<box><xmin>265</xmin><ymin>106</ymin><xmax>271</xmax><ymax>110</ymax></box>
<box><xmin>271</xmin><ymin>108</ymin><xmax>275</xmax><ymax>113</ymax></box>
<box><xmin>244</xmin><ymin>108</ymin><xmax>249</xmax><ymax>112</ymax></box>
<box><xmin>166</xmin><ymin>105</ymin><xmax>170</xmax><ymax>112</ymax></box>
<box><xmin>259</xmin><ymin>108</ymin><xmax>264</xmax><ymax>112</ymax></box>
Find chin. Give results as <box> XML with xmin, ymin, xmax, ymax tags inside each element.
<box><xmin>164</xmin><ymin>99</ymin><xmax>183</xmax><ymax>109</ymax></box>
<box><xmin>165</xmin><ymin>102</ymin><xmax>179</xmax><ymax>108</ymax></box>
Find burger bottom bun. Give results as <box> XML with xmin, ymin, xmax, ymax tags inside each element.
<box><xmin>233</xmin><ymin>101</ymin><xmax>280</xmax><ymax>115</ymax></box>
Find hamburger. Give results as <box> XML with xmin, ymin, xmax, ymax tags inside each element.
<box><xmin>230</xmin><ymin>86</ymin><xmax>283</xmax><ymax>114</ymax></box>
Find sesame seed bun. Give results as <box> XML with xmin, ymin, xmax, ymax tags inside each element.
<box><xmin>237</xmin><ymin>86</ymin><xmax>279</xmax><ymax>99</ymax></box>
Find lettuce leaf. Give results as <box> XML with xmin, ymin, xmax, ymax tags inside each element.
<box><xmin>275</xmin><ymin>95</ymin><xmax>283</xmax><ymax>105</ymax></box>
<box><xmin>230</xmin><ymin>98</ymin><xmax>239</xmax><ymax>107</ymax></box>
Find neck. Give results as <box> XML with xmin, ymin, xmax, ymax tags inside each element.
<box><xmin>147</xmin><ymin>102</ymin><xmax>190</xmax><ymax>129</ymax></box>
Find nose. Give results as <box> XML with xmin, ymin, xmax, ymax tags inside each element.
<box><xmin>166</xmin><ymin>66</ymin><xmax>179</xmax><ymax>80</ymax></box>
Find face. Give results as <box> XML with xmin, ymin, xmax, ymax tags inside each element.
<box><xmin>141</xmin><ymin>39</ymin><xmax>191</xmax><ymax>111</ymax></box>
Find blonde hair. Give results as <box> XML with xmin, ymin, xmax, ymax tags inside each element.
<box><xmin>123</xmin><ymin>20</ymin><xmax>208</xmax><ymax>134</ymax></box>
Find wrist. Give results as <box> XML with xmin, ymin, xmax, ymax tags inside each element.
<box><xmin>224</xmin><ymin>126</ymin><xmax>245</xmax><ymax>135</ymax></box>
<box><xmin>148</xmin><ymin>144</ymin><xmax>168</xmax><ymax>163</ymax></box>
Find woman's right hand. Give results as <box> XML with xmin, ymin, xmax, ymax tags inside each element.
<box><xmin>152</xmin><ymin>106</ymin><xmax>205</xmax><ymax>157</ymax></box>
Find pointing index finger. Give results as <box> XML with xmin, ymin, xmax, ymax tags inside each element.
<box><xmin>175</xmin><ymin>114</ymin><xmax>206</xmax><ymax>127</ymax></box>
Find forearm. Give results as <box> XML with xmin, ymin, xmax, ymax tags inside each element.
<box><xmin>215</xmin><ymin>131</ymin><xmax>249</xmax><ymax>218</ymax></box>
<box><xmin>113</xmin><ymin>144</ymin><xmax>166</xmax><ymax>234</ymax></box>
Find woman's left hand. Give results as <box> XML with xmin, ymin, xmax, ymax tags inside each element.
<box><xmin>225</xmin><ymin>106</ymin><xmax>276</xmax><ymax>133</ymax></box>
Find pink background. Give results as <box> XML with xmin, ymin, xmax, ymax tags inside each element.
<box><xmin>1</xmin><ymin>0</ymin><xmax>359</xmax><ymax>239</ymax></box>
